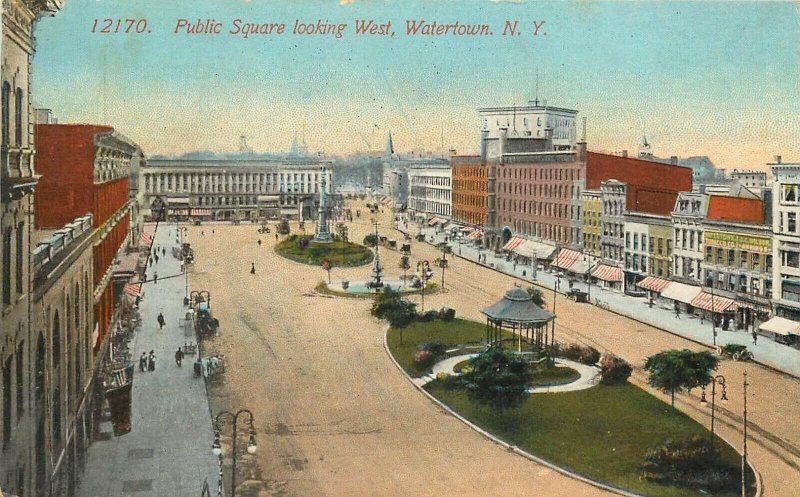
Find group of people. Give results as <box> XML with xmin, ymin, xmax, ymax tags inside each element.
<box><xmin>139</xmin><ymin>351</ymin><xmax>156</xmax><ymax>372</ymax></box>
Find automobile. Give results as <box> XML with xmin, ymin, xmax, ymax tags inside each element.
<box><xmin>716</xmin><ymin>343</ymin><xmax>753</xmax><ymax>361</ymax></box>
<box><xmin>566</xmin><ymin>289</ymin><xmax>589</xmax><ymax>303</ymax></box>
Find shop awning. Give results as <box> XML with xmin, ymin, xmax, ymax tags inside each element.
<box><xmin>759</xmin><ymin>316</ymin><xmax>800</xmax><ymax>336</ymax></box>
<box><xmin>637</xmin><ymin>276</ymin><xmax>672</xmax><ymax>293</ymax></box>
<box><xmin>567</xmin><ymin>259</ymin><xmax>591</xmax><ymax>274</ymax></box>
<box><xmin>190</xmin><ymin>209</ymin><xmax>212</xmax><ymax>216</ymax></box>
<box><xmin>735</xmin><ymin>300</ymin><xmax>771</xmax><ymax>314</ymax></box>
<box><xmin>503</xmin><ymin>236</ymin><xmax>527</xmax><ymax>251</ymax></box>
<box><xmin>591</xmin><ymin>264</ymin><xmax>623</xmax><ymax>282</ymax></box>
<box><xmin>168</xmin><ymin>197</ymin><xmax>190</xmax><ymax>204</ymax></box>
<box><xmin>123</xmin><ymin>282</ymin><xmax>142</xmax><ymax>297</ymax></box>
<box><xmin>139</xmin><ymin>231</ymin><xmax>153</xmax><ymax>247</ymax></box>
<box><xmin>551</xmin><ymin>248</ymin><xmax>581</xmax><ymax>270</ymax></box>
<box><xmin>467</xmin><ymin>230</ymin><xmax>483</xmax><ymax>240</ymax></box>
<box><xmin>514</xmin><ymin>240</ymin><xmax>557</xmax><ymax>260</ymax></box>
<box><xmin>661</xmin><ymin>282</ymin><xmax>703</xmax><ymax>304</ymax></box>
<box><xmin>461</xmin><ymin>226</ymin><xmax>475</xmax><ymax>233</ymax></box>
<box><xmin>690</xmin><ymin>292</ymin><xmax>737</xmax><ymax>313</ymax></box>
<box><xmin>427</xmin><ymin>217</ymin><xmax>440</xmax><ymax>226</ymax></box>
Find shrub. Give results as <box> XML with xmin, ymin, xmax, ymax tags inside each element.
<box><xmin>560</xmin><ymin>343</ymin><xmax>601</xmax><ymax>365</ymax></box>
<box><xmin>641</xmin><ymin>436</ymin><xmax>737</xmax><ymax>491</ymax></box>
<box><xmin>439</xmin><ymin>307</ymin><xmax>456</xmax><ymax>321</ymax></box>
<box><xmin>363</xmin><ymin>233</ymin><xmax>378</xmax><ymax>247</ymax></box>
<box><xmin>599</xmin><ymin>354</ymin><xmax>632</xmax><ymax>385</ymax></box>
<box><xmin>413</xmin><ymin>341</ymin><xmax>446</xmax><ymax>369</ymax></box>
<box><xmin>371</xmin><ymin>288</ymin><xmax>417</xmax><ymax>328</ymax></box>
<box><xmin>418</xmin><ymin>310</ymin><xmax>439</xmax><ymax>322</ymax></box>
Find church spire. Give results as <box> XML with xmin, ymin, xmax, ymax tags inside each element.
<box><xmin>384</xmin><ymin>131</ymin><xmax>395</xmax><ymax>158</ymax></box>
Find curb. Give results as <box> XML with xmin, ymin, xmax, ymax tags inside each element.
<box><xmin>382</xmin><ymin>326</ymin><xmax>647</xmax><ymax>497</ymax></box>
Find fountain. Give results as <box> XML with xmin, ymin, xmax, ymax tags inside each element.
<box><xmin>366</xmin><ymin>251</ymin><xmax>384</xmax><ymax>289</ymax></box>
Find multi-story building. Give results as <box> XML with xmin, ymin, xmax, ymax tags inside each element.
<box><xmin>140</xmin><ymin>159</ymin><xmax>333</xmax><ymax>221</ymax></box>
<box><xmin>0</xmin><ymin>1</ymin><xmax>63</xmax><ymax>495</ymax></box>
<box><xmin>671</xmin><ymin>192</ymin><xmax>709</xmax><ymax>284</ymax></box>
<box><xmin>771</xmin><ymin>158</ymin><xmax>800</xmax><ymax>320</ymax></box>
<box><xmin>731</xmin><ymin>169</ymin><xmax>768</xmax><ymax>190</ymax></box>
<box><xmin>624</xmin><ymin>212</ymin><xmax>673</xmax><ymax>289</ymax></box>
<box><xmin>582</xmin><ymin>189</ymin><xmax>602</xmax><ymax>260</ymax></box>
<box><xmin>600</xmin><ymin>180</ymin><xmax>626</xmax><ymax>264</ymax></box>
<box><xmin>407</xmin><ymin>162</ymin><xmax>451</xmax><ymax>221</ymax></box>
<box><xmin>479</xmin><ymin>101</ymin><xmax>578</xmax><ymax>150</ymax></box>
<box><xmin>30</xmin><ymin>215</ymin><xmax>95</xmax><ymax>497</ymax></box>
<box><xmin>35</xmin><ymin>124</ymin><xmax>140</xmax><ymax>352</ymax></box>
<box><xmin>450</xmin><ymin>157</ymin><xmax>487</xmax><ymax>228</ymax></box>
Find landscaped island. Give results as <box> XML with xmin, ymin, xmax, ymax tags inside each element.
<box><xmin>275</xmin><ymin>234</ymin><xmax>373</xmax><ymax>266</ymax></box>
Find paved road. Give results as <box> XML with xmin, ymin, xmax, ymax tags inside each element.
<box><xmin>77</xmin><ymin>223</ymin><xmax>219</xmax><ymax>497</ymax></box>
<box><xmin>189</xmin><ymin>202</ymin><xmax>800</xmax><ymax>497</ymax></box>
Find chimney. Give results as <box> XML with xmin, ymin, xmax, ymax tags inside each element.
<box><xmin>498</xmin><ymin>127</ymin><xmax>508</xmax><ymax>158</ymax></box>
<box><xmin>621</xmin><ymin>150</ymin><xmax>628</xmax><ymax>158</ymax></box>
<box><xmin>479</xmin><ymin>130</ymin><xmax>489</xmax><ymax>162</ymax></box>
<box><xmin>544</xmin><ymin>127</ymin><xmax>553</xmax><ymax>151</ymax></box>
<box><xmin>577</xmin><ymin>142</ymin><xmax>587</xmax><ymax>162</ymax></box>
<box><xmin>670</xmin><ymin>156</ymin><xmax>679</xmax><ymax>165</ymax></box>
<box><xmin>775</xmin><ymin>155</ymin><xmax>782</xmax><ymax>164</ymax></box>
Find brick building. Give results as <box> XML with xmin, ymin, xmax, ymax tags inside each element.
<box><xmin>450</xmin><ymin>157</ymin><xmax>487</xmax><ymax>227</ymax></box>
<box><xmin>35</xmin><ymin>124</ymin><xmax>140</xmax><ymax>350</ymax></box>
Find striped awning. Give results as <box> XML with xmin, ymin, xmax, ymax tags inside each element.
<box><xmin>190</xmin><ymin>209</ymin><xmax>211</xmax><ymax>216</ymax></box>
<box><xmin>736</xmin><ymin>300</ymin><xmax>771</xmax><ymax>314</ymax></box>
<box><xmin>427</xmin><ymin>217</ymin><xmax>440</xmax><ymax>226</ymax></box>
<box><xmin>139</xmin><ymin>232</ymin><xmax>153</xmax><ymax>247</ymax></box>
<box><xmin>551</xmin><ymin>248</ymin><xmax>581</xmax><ymax>270</ymax></box>
<box><xmin>503</xmin><ymin>236</ymin><xmax>526</xmax><ymax>251</ymax></box>
<box><xmin>690</xmin><ymin>292</ymin><xmax>737</xmax><ymax>313</ymax></box>
<box><xmin>591</xmin><ymin>264</ymin><xmax>623</xmax><ymax>282</ymax></box>
<box><xmin>467</xmin><ymin>230</ymin><xmax>483</xmax><ymax>240</ymax></box>
<box><xmin>637</xmin><ymin>276</ymin><xmax>672</xmax><ymax>293</ymax></box>
<box><xmin>124</xmin><ymin>282</ymin><xmax>142</xmax><ymax>297</ymax></box>
<box><xmin>461</xmin><ymin>226</ymin><xmax>475</xmax><ymax>233</ymax></box>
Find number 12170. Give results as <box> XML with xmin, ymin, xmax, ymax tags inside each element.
<box><xmin>91</xmin><ymin>19</ymin><xmax>149</xmax><ymax>34</ymax></box>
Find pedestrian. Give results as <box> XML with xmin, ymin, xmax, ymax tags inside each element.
<box><xmin>153</xmin><ymin>272</ymin><xmax>158</xmax><ymax>285</ymax></box>
<box><xmin>139</xmin><ymin>352</ymin><xmax>147</xmax><ymax>372</ymax></box>
<box><xmin>212</xmin><ymin>229</ymin><xmax>215</xmax><ymax>234</ymax></box>
<box><xmin>148</xmin><ymin>350</ymin><xmax>156</xmax><ymax>371</ymax></box>
<box><xmin>700</xmin><ymin>313</ymin><xmax>705</xmax><ymax>324</ymax></box>
<box><xmin>522</xmin><ymin>270</ymin><xmax>527</xmax><ymax>277</ymax></box>
<box><xmin>257</xmin><ymin>239</ymin><xmax>262</xmax><ymax>246</ymax></box>
<box><xmin>154</xmin><ymin>254</ymin><xmax>160</xmax><ymax>264</ymax></box>
<box><xmin>157</xmin><ymin>312</ymin><xmax>165</xmax><ymax>329</ymax></box>
<box><xmin>752</xmin><ymin>331</ymin><xmax>758</xmax><ymax>345</ymax></box>
<box><xmin>201</xmin><ymin>230</ymin><xmax>205</xmax><ymax>236</ymax></box>
<box><xmin>135</xmin><ymin>295</ymin><xmax>141</xmax><ymax>307</ymax></box>
<box><xmin>675</xmin><ymin>306</ymin><xmax>681</xmax><ymax>319</ymax></box>
<box><xmin>250</xmin><ymin>262</ymin><xmax>256</xmax><ymax>275</ymax></box>
<box><xmin>162</xmin><ymin>247</ymin><xmax>166</xmax><ymax>256</ymax></box>
<box><xmin>275</xmin><ymin>233</ymin><xmax>278</xmax><ymax>240</ymax></box>
<box><xmin>175</xmin><ymin>347</ymin><xmax>184</xmax><ymax>367</ymax></box>
<box><xmin>149</xmin><ymin>258</ymin><xmax>153</xmax><ymax>267</ymax></box>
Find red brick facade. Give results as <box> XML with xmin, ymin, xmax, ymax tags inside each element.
<box><xmin>707</xmin><ymin>195</ymin><xmax>763</xmax><ymax>223</ymax></box>
<box><xmin>451</xmin><ymin>158</ymin><xmax>487</xmax><ymax>226</ymax></box>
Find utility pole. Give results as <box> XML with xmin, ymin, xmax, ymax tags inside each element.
<box><xmin>742</xmin><ymin>371</ymin><xmax>748</xmax><ymax>497</ymax></box>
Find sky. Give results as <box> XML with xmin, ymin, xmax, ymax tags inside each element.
<box><xmin>31</xmin><ymin>0</ymin><xmax>800</xmax><ymax>169</ymax></box>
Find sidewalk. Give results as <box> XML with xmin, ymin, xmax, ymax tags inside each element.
<box><xmin>400</xmin><ymin>220</ymin><xmax>800</xmax><ymax>378</ymax></box>
<box><xmin>77</xmin><ymin>222</ymin><xmax>219</xmax><ymax>497</ymax></box>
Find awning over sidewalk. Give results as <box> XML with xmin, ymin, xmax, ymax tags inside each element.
<box><xmin>467</xmin><ymin>230</ymin><xmax>483</xmax><ymax>240</ymax></box>
<box><xmin>690</xmin><ymin>292</ymin><xmax>737</xmax><ymax>313</ymax></box>
<box><xmin>461</xmin><ymin>226</ymin><xmax>475</xmax><ymax>233</ymax></box>
<box><xmin>661</xmin><ymin>282</ymin><xmax>703</xmax><ymax>304</ymax></box>
<box><xmin>514</xmin><ymin>240</ymin><xmax>557</xmax><ymax>260</ymax></box>
<box><xmin>735</xmin><ymin>300</ymin><xmax>771</xmax><ymax>314</ymax></box>
<box><xmin>637</xmin><ymin>275</ymin><xmax>672</xmax><ymax>293</ymax></box>
<box><xmin>427</xmin><ymin>217</ymin><xmax>440</xmax><ymax>226</ymax></box>
<box><xmin>139</xmin><ymin>231</ymin><xmax>153</xmax><ymax>247</ymax></box>
<box><xmin>190</xmin><ymin>209</ymin><xmax>211</xmax><ymax>216</ymax></box>
<box><xmin>759</xmin><ymin>316</ymin><xmax>800</xmax><ymax>336</ymax></box>
<box><xmin>551</xmin><ymin>248</ymin><xmax>581</xmax><ymax>270</ymax></box>
<box><xmin>503</xmin><ymin>236</ymin><xmax>526</xmax><ymax>251</ymax></box>
<box><xmin>123</xmin><ymin>282</ymin><xmax>142</xmax><ymax>297</ymax></box>
<box><xmin>591</xmin><ymin>264</ymin><xmax>623</xmax><ymax>282</ymax></box>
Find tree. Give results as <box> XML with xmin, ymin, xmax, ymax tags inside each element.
<box><xmin>371</xmin><ymin>288</ymin><xmax>417</xmax><ymax>330</ymax></box>
<box><xmin>363</xmin><ymin>233</ymin><xmax>378</xmax><ymax>247</ymax></box>
<box><xmin>461</xmin><ymin>346</ymin><xmax>533</xmax><ymax>410</ymax></box>
<box><xmin>644</xmin><ymin>349</ymin><xmax>719</xmax><ymax>407</ymax></box>
<box><xmin>398</xmin><ymin>255</ymin><xmax>411</xmax><ymax>284</ymax></box>
<box><xmin>526</xmin><ymin>286</ymin><xmax>545</xmax><ymax>307</ymax></box>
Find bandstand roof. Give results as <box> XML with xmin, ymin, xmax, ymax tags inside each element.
<box><xmin>481</xmin><ymin>286</ymin><xmax>555</xmax><ymax>324</ymax></box>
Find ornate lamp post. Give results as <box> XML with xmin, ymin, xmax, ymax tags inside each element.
<box><xmin>417</xmin><ymin>260</ymin><xmax>431</xmax><ymax>312</ymax></box>
<box><xmin>699</xmin><ymin>374</ymin><xmax>728</xmax><ymax>443</ymax></box>
<box><xmin>211</xmin><ymin>409</ymin><xmax>257</xmax><ymax>497</ymax></box>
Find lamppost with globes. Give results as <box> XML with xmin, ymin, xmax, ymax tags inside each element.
<box><xmin>417</xmin><ymin>260</ymin><xmax>431</xmax><ymax>312</ymax></box>
<box><xmin>211</xmin><ymin>409</ymin><xmax>257</xmax><ymax>497</ymax></box>
<box><xmin>699</xmin><ymin>374</ymin><xmax>728</xmax><ymax>443</ymax></box>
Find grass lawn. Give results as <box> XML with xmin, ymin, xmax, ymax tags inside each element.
<box><xmin>275</xmin><ymin>235</ymin><xmax>373</xmax><ymax>266</ymax></box>
<box><xmin>387</xmin><ymin>318</ymin><xmax>755</xmax><ymax>497</ymax></box>
<box><xmin>452</xmin><ymin>360</ymin><xmax>579</xmax><ymax>387</ymax></box>
<box><xmin>425</xmin><ymin>381</ymin><xmax>755</xmax><ymax>497</ymax></box>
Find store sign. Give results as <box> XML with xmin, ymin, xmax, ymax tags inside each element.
<box><xmin>705</xmin><ymin>230</ymin><xmax>770</xmax><ymax>253</ymax></box>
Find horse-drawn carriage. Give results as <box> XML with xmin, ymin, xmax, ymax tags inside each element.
<box><xmin>191</xmin><ymin>291</ymin><xmax>219</xmax><ymax>337</ymax></box>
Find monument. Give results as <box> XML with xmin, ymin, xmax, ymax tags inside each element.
<box><xmin>313</xmin><ymin>166</ymin><xmax>334</xmax><ymax>243</ymax></box>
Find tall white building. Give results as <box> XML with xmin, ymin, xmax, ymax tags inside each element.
<box><xmin>671</xmin><ymin>192</ymin><xmax>709</xmax><ymax>284</ymax></box>
<box><xmin>479</xmin><ymin>101</ymin><xmax>578</xmax><ymax>151</ymax></box>
<box><xmin>770</xmin><ymin>157</ymin><xmax>800</xmax><ymax>320</ymax></box>
<box><xmin>407</xmin><ymin>162</ymin><xmax>452</xmax><ymax>221</ymax></box>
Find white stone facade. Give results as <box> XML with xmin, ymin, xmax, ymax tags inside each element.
<box><xmin>671</xmin><ymin>192</ymin><xmax>709</xmax><ymax>284</ymax></box>
<box><xmin>407</xmin><ymin>163</ymin><xmax>451</xmax><ymax>219</ymax></box>
<box><xmin>771</xmin><ymin>161</ymin><xmax>800</xmax><ymax>320</ymax></box>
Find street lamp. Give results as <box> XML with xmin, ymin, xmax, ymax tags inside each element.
<box><xmin>212</xmin><ymin>409</ymin><xmax>257</xmax><ymax>497</ymax></box>
<box><xmin>439</xmin><ymin>243</ymin><xmax>449</xmax><ymax>290</ymax></box>
<box><xmin>417</xmin><ymin>260</ymin><xmax>431</xmax><ymax>312</ymax></box>
<box><xmin>699</xmin><ymin>374</ymin><xmax>728</xmax><ymax>443</ymax></box>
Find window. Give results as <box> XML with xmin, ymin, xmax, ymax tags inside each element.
<box><xmin>15</xmin><ymin>342</ymin><xmax>23</xmax><ymax>420</ymax></box>
<box><xmin>728</xmin><ymin>250</ymin><xmax>735</xmax><ymax>266</ymax></box>
<box><xmin>1</xmin><ymin>82</ymin><xmax>9</xmax><ymax>146</ymax></box>
<box><xmin>15</xmin><ymin>222</ymin><xmax>23</xmax><ymax>294</ymax></box>
<box><xmin>14</xmin><ymin>88</ymin><xmax>22</xmax><ymax>146</ymax></box>
<box><xmin>2</xmin><ymin>228</ymin><xmax>11</xmax><ymax>305</ymax></box>
<box><xmin>791</xmin><ymin>212</ymin><xmax>798</xmax><ymax>233</ymax></box>
<box><xmin>783</xmin><ymin>184</ymin><xmax>799</xmax><ymax>203</ymax></box>
<box><xmin>633</xmin><ymin>233</ymin><xmax>639</xmax><ymax>251</ymax></box>
<box><xmin>783</xmin><ymin>250</ymin><xmax>800</xmax><ymax>268</ymax></box>
<box><xmin>705</xmin><ymin>246</ymin><xmax>713</xmax><ymax>262</ymax></box>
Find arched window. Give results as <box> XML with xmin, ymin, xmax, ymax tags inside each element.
<box><xmin>1</xmin><ymin>82</ymin><xmax>10</xmax><ymax>145</ymax></box>
<box><xmin>75</xmin><ymin>282</ymin><xmax>80</xmax><ymax>330</ymax></box>
<box><xmin>14</xmin><ymin>87</ymin><xmax>22</xmax><ymax>146</ymax></box>
<box><xmin>16</xmin><ymin>341</ymin><xmax>23</xmax><ymax>420</ymax></box>
<box><xmin>52</xmin><ymin>310</ymin><xmax>61</xmax><ymax>370</ymax></box>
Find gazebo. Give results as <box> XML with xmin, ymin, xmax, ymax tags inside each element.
<box><xmin>481</xmin><ymin>286</ymin><xmax>555</xmax><ymax>352</ymax></box>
